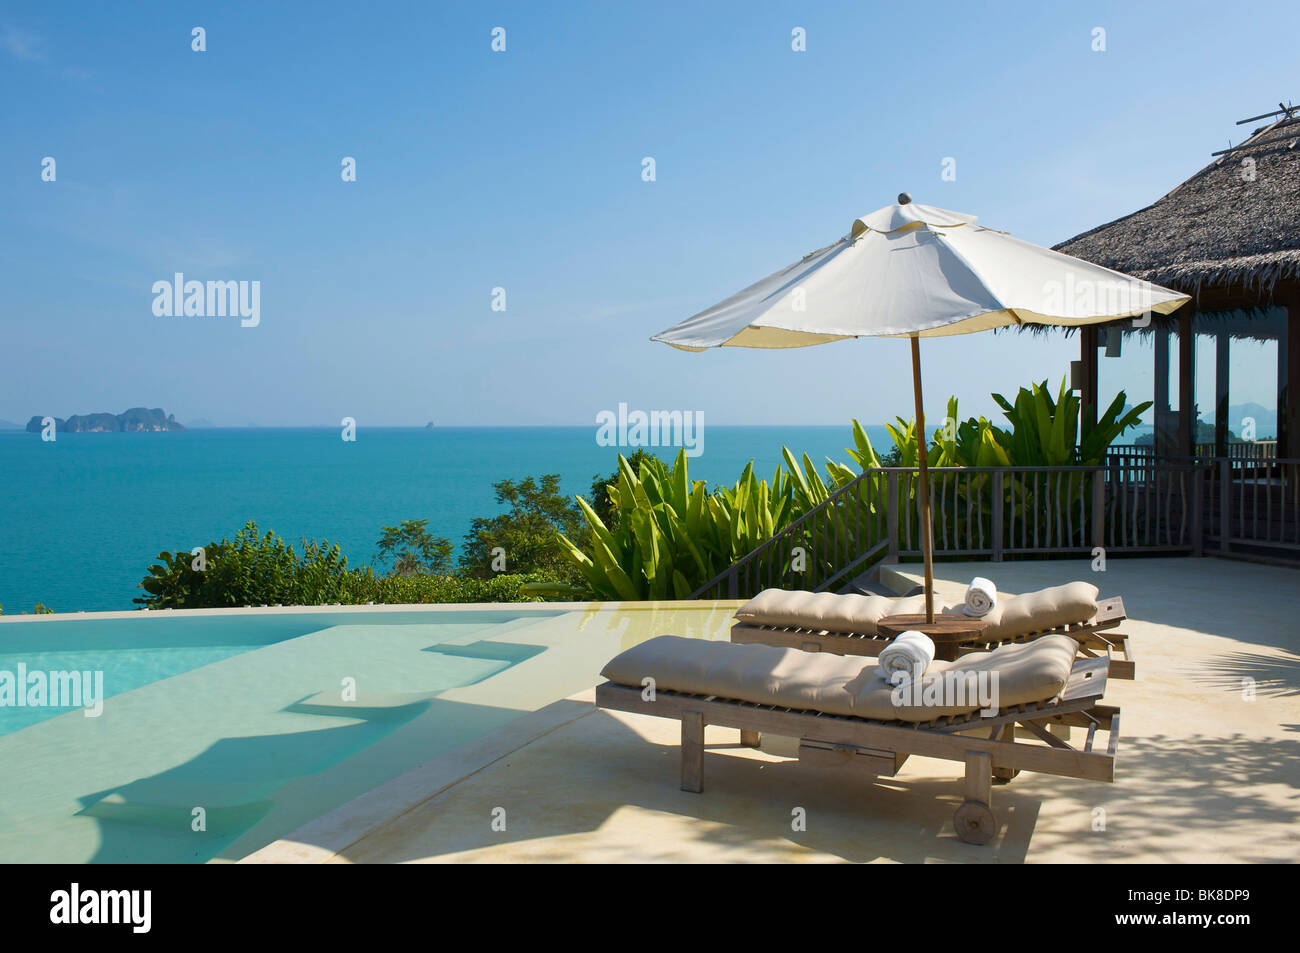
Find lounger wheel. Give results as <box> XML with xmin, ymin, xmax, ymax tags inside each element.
<box><xmin>953</xmin><ymin>800</ymin><xmax>997</xmax><ymax>845</ymax></box>
<box><xmin>991</xmin><ymin>766</ymin><xmax>1020</xmax><ymax>785</ymax></box>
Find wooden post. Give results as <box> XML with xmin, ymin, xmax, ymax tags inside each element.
<box><xmin>990</xmin><ymin>470</ymin><xmax>1004</xmax><ymax>561</ymax></box>
<box><xmin>1219</xmin><ymin>458</ymin><xmax>1231</xmax><ymax>554</ymax></box>
<box><xmin>1284</xmin><ymin>299</ymin><xmax>1299</xmax><ymax>458</ymax></box>
<box><xmin>911</xmin><ymin>336</ymin><xmax>935</xmax><ymax>623</ymax></box>
<box><xmin>1215</xmin><ymin>331</ymin><xmax>1230</xmax><ymax>458</ymax></box>
<box><xmin>1191</xmin><ymin>464</ymin><xmax>1204</xmax><ymax>556</ymax></box>
<box><xmin>1155</xmin><ymin>326</ymin><xmax>1171</xmax><ymax>455</ymax></box>
<box><xmin>1080</xmin><ymin>326</ymin><xmax>1099</xmax><ymax>432</ymax></box>
<box><xmin>963</xmin><ymin>751</ymin><xmax>992</xmax><ymax>807</ymax></box>
<box><xmin>1092</xmin><ymin>468</ymin><xmax>1106</xmax><ymax>550</ymax></box>
<box><xmin>1179</xmin><ymin>309</ymin><xmax>1196</xmax><ymax>458</ymax></box>
<box><xmin>681</xmin><ymin>711</ymin><xmax>704</xmax><ymax>793</ymax></box>
<box><xmin>886</xmin><ymin>470</ymin><xmax>899</xmax><ymax>556</ymax></box>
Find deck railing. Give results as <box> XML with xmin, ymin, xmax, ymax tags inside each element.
<box><xmin>1203</xmin><ymin>456</ymin><xmax>1300</xmax><ymax>556</ymax></box>
<box><xmin>690</xmin><ymin>455</ymin><xmax>1297</xmax><ymax>601</ymax></box>
<box><xmin>1108</xmin><ymin>441</ymin><xmax>1278</xmax><ymax>463</ymax></box>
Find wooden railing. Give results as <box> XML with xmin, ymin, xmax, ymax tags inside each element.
<box><xmin>691</xmin><ymin>461</ymin><xmax>1208</xmax><ymax>600</ymax></box>
<box><xmin>1107</xmin><ymin>441</ymin><xmax>1278</xmax><ymax>463</ymax></box>
<box><xmin>691</xmin><ymin>449</ymin><xmax>1300</xmax><ymax>598</ymax></box>
<box><xmin>690</xmin><ymin>453</ymin><xmax>1300</xmax><ymax>601</ymax></box>
<box><xmin>1203</xmin><ymin>457</ymin><xmax>1300</xmax><ymax>556</ymax></box>
<box><xmin>1101</xmin><ymin>456</ymin><xmax>1202</xmax><ymax>553</ymax></box>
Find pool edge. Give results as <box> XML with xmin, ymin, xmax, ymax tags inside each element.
<box><xmin>236</xmin><ymin>689</ymin><xmax>599</xmax><ymax>864</ymax></box>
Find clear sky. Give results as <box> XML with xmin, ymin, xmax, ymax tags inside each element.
<box><xmin>2</xmin><ymin>1</ymin><xmax>1295</xmax><ymax>427</ymax></box>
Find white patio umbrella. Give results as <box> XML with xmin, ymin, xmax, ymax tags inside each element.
<box><xmin>653</xmin><ymin>195</ymin><xmax>1189</xmax><ymax>621</ymax></box>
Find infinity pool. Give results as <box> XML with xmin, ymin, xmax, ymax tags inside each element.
<box><xmin>0</xmin><ymin>608</ymin><xmax>563</xmax><ymax>863</ymax></box>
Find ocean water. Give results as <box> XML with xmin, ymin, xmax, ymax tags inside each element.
<box><xmin>0</xmin><ymin>425</ymin><xmax>890</xmax><ymax>612</ymax></box>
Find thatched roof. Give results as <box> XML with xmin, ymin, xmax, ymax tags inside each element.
<box><xmin>1053</xmin><ymin>108</ymin><xmax>1300</xmax><ymax>309</ymax></box>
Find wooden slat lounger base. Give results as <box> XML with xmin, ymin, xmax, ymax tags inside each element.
<box><xmin>595</xmin><ymin>656</ymin><xmax>1119</xmax><ymax>846</ymax></box>
<box><xmin>732</xmin><ymin>596</ymin><xmax>1135</xmax><ymax>680</ymax></box>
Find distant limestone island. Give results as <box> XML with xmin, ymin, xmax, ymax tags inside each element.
<box><xmin>25</xmin><ymin>407</ymin><xmax>186</xmax><ymax>433</ymax></box>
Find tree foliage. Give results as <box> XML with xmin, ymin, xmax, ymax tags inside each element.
<box><xmin>459</xmin><ymin>474</ymin><xmax>586</xmax><ymax>582</ymax></box>
<box><xmin>375</xmin><ymin>519</ymin><xmax>453</xmax><ymax>577</ymax></box>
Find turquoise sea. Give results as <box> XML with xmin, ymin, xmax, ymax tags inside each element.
<box><xmin>0</xmin><ymin>425</ymin><xmax>893</xmax><ymax>613</ymax></box>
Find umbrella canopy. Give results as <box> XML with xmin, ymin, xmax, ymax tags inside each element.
<box><xmin>653</xmin><ymin>195</ymin><xmax>1190</xmax><ymax>621</ymax></box>
<box><xmin>653</xmin><ymin>199</ymin><xmax>1188</xmax><ymax>350</ymax></box>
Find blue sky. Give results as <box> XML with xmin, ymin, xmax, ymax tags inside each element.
<box><xmin>2</xmin><ymin>0</ymin><xmax>1295</xmax><ymax>427</ymax></box>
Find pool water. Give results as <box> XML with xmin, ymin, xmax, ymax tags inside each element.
<box><xmin>0</xmin><ymin>609</ymin><xmax>563</xmax><ymax>863</ymax></box>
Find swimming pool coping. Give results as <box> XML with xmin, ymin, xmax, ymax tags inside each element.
<box><xmin>0</xmin><ymin>599</ymin><xmax>744</xmax><ymax>625</ymax></box>
<box><xmin>238</xmin><ymin>690</ymin><xmax>600</xmax><ymax>864</ymax></box>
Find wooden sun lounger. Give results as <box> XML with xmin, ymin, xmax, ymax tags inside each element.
<box><xmin>732</xmin><ymin>595</ymin><xmax>1135</xmax><ymax>680</ymax></box>
<box><xmin>596</xmin><ymin>655</ymin><xmax>1119</xmax><ymax>845</ymax></box>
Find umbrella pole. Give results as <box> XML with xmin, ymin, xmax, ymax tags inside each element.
<box><xmin>910</xmin><ymin>336</ymin><xmax>936</xmax><ymax>624</ymax></box>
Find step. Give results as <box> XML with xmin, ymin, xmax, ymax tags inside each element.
<box><xmin>283</xmin><ymin>691</ymin><xmax>436</xmax><ymax>721</ymax></box>
<box><xmin>877</xmin><ymin>561</ymin><xmax>925</xmax><ymax>596</ymax></box>
<box><xmin>79</xmin><ymin>784</ymin><xmax>275</xmax><ymax>832</ymax></box>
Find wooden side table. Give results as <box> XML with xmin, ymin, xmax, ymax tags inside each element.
<box><xmin>877</xmin><ymin>613</ymin><xmax>988</xmax><ymax>661</ymax></box>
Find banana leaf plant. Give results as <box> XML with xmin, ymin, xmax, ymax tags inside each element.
<box><xmin>558</xmin><ymin>379</ymin><xmax>1152</xmax><ymax>600</ymax></box>
<box><xmin>557</xmin><ymin>450</ymin><xmax>802</xmax><ymax>600</ymax></box>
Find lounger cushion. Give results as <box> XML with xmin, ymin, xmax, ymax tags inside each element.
<box><xmin>600</xmin><ymin>634</ymin><xmax>1078</xmax><ymax>722</ymax></box>
<box><xmin>733</xmin><ymin>582</ymin><xmax>1100</xmax><ymax>641</ymax></box>
<box><xmin>976</xmin><ymin>582</ymin><xmax>1099</xmax><ymax>639</ymax></box>
<box><xmin>733</xmin><ymin>588</ymin><xmax>927</xmax><ymax>635</ymax></box>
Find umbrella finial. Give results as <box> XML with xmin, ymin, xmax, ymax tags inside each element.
<box><xmin>898</xmin><ymin>192</ymin><xmax>912</xmax><ymax>205</ymax></box>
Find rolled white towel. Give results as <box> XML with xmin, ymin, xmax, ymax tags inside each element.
<box><xmin>876</xmin><ymin>630</ymin><xmax>935</xmax><ymax>682</ymax></box>
<box><xmin>963</xmin><ymin>576</ymin><xmax>997</xmax><ymax>618</ymax></box>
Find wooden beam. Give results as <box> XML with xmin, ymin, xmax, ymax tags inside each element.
<box><xmin>596</xmin><ymin>681</ymin><xmax>1117</xmax><ymax>782</ymax></box>
<box><xmin>1285</xmin><ymin>299</ymin><xmax>1299</xmax><ymax>458</ymax></box>
<box><xmin>964</xmin><ymin>751</ymin><xmax>993</xmax><ymax>803</ymax></box>
<box><xmin>1154</xmin><ymin>326</ymin><xmax>1172</xmax><ymax>454</ymax></box>
<box><xmin>1216</xmin><ymin>331</ymin><xmax>1230</xmax><ymax>457</ymax></box>
<box><xmin>1178</xmin><ymin>309</ymin><xmax>1196</xmax><ymax>457</ymax></box>
<box><xmin>1080</xmin><ymin>326</ymin><xmax>1099</xmax><ymax>432</ymax></box>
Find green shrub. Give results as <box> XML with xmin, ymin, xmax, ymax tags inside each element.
<box><xmin>134</xmin><ymin>522</ymin><xmax>354</xmax><ymax>608</ymax></box>
<box><xmin>348</xmin><ymin>570</ymin><xmax>550</xmax><ymax>604</ymax></box>
<box><xmin>134</xmin><ymin>521</ymin><xmax>553</xmax><ymax>608</ymax></box>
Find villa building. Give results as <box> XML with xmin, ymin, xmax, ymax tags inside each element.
<box><xmin>1057</xmin><ymin>103</ymin><xmax>1299</xmax><ymax>460</ymax></box>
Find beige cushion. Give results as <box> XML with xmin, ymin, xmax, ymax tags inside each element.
<box><xmin>734</xmin><ymin>582</ymin><xmax>1099</xmax><ymax>640</ymax></box>
<box><xmin>976</xmin><ymin>581</ymin><xmax>1099</xmax><ymax>639</ymax></box>
<box><xmin>733</xmin><ymin>588</ymin><xmax>927</xmax><ymax>635</ymax></box>
<box><xmin>600</xmin><ymin>634</ymin><xmax>1078</xmax><ymax>723</ymax></box>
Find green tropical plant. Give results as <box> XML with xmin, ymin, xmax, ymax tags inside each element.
<box><xmin>558</xmin><ymin>450</ymin><xmax>800</xmax><ymax>600</ymax></box>
<box><xmin>1078</xmin><ymin>390</ymin><xmax>1155</xmax><ymax>463</ymax></box>
<box><xmin>134</xmin><ymin>549</ymin><xmax>205</xmax><ymax>607</ymax></box>
<box><xmin>561</xmin><ymin>379</ymin><xmax>1152</xmax><ymax>600</ymax></box>
<box><xmin>874</xmin><ymin>379</ymin><xmax>1149</xmax><ymax>469</ymax></box>
<box><xmin>589</xmin><ymin>449</ymin><xmax>657</xmax><ymax>530</ymax></box>
<box><xmin>991</xmin><ymin>378</ymin><xmax>1150</xmax><ymax>465</ymax></box>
